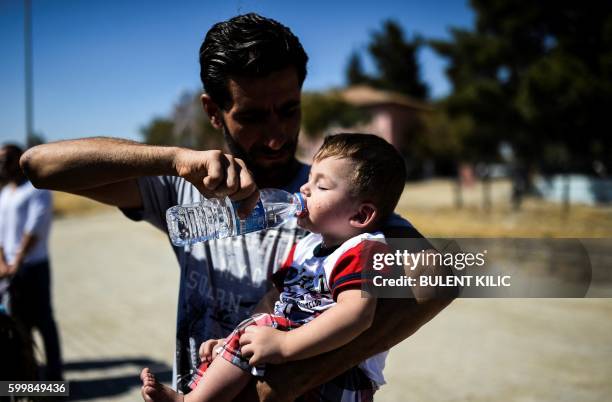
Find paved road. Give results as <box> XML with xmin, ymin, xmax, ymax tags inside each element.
<box><xmin>47</xmin><ymin>211</ymin><xmax>612</xmax><ymax>401</ymax></box>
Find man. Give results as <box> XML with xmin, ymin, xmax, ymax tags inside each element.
<box><xmin>21</xmin><ymin>13</ymin><xmax>454</xmax><ymax>400</ymax></box>
<box><xmin>0</xmin><ymin>144</ymin><xmax>63</xmax><ymax>381</ymax></box>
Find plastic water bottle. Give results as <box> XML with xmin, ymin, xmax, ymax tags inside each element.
<box><xmin>166</xmin><ymin>188</ymin><xmax>306</xmax><ymax>246</ymax></box>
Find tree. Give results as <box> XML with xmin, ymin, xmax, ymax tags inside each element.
<box><xmin>141</xmin><ymin>91</ymin><xmax>223</xmax><ymax>150</ymax></box>
<box><xmin>301</xmin><ymin>92</ymin><xmax>370</xmax><ymax>138</ymax></box>
<box><xmin>346</xmin><ymin>51</ymin><xmax>370</xmax><ymax>86</ymax></box>
<box><xmin>141</xmin><ymin>118</ymin><xmax>175</xmax><ymax>146</ymax></box>
<box><xmin>368</xmin><ymin>20</ymin><xmax>428</xmax><ymax>99</ymax></box>
<box><xmin>430</xmin><ymin>0</ymin><xmax>612</xmax><ymax>173</ymax></box>
<box><xmin>345</xmin><ymin>20</ymin><xmax>428</xmax><ymax>100</ymax></box>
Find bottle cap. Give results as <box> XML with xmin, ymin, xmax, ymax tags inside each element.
<box><xmin>294</xmin><ymin>192</ymin><xmax>307</xmax><ymax>217</ymax></box>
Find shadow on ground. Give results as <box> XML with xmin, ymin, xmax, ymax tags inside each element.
<box><xmin>64</xmin><ymin>357</ymin><xmax>172</xmax><ymax>401</ymax></box>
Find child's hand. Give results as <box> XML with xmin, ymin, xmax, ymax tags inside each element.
<box><xmin>239</xmin><ymin>326</ymin><xmax>289</xmax><ymax>366</ymax></box>
<box><xmin>198</xmin><ymin>338</ymin><xmax>225</xmax><ymax>363</ymax></box>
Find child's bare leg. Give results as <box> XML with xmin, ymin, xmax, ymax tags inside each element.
<box><xmin>186</xmin><ymin>355</ymin><xmax>251</xmax><ymax>402</ymax></box>
<box><xmin>140</xmin><ymin>368</ymin><xmax>183</xmax><ymax>402</ymax></box>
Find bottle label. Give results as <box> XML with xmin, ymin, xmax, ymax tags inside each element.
<box><xmin>233</xmin><ymin>200</ymin><xmax>266</xmax><ymax>235</ymax></box>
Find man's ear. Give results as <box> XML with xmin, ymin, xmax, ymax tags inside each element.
<box><xmin>349</xmin><ymin>203</ymin><xmax>378</xmax><ymax>229</ymax></box>
<box><xmin>201</xmin><ymin>94</ymin><xmax>224</xmax><ymax>129</ymax></box>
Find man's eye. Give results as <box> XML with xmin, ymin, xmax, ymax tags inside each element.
<box><xmin>238</xmin><ymin>115</ymin><xmax>261</xmax><ymax>123</ymax></box>
<box><xmin>280</xmin><ymin>107</ymin><xmax>299</xmax><ymax>118</ymax></box>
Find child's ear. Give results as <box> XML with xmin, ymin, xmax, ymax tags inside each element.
<box><xmin>201</xmin><ymin>94</ymin><xmax>224</xmax><ymax>129</ymax></box>
<box><xmin>349</xmin><ymin>203</ymin><xmax>378</xmax><ymax>229</ymax></box>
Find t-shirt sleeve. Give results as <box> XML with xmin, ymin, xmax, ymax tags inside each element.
<box><xmin>271</xmin><ymin>243</ymin><xmax>297</xmax><ymax>292</ymax></box>
<box><xmin>328</xmin><ymin>240</ymin><xmax>391</xmax><ymax>300</ymax></box>
<box><xmin>24</xmin><ymin>190</ymin><xmax>52</xmax><ymax>236</ymax></box>
<box><xmin>120</xmin><ymin>176</ymin><xmax>178</xmax><ymax>232</ymax></box>
<box><xmin>383</xmin><ymin>212</ymin><xmax>433</xmax><ymax>252</ymax></box>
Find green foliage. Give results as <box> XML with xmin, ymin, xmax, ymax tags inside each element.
<box><xmin>368</xmin><ymin>20</ymin><xmax>428</xmax><ymax>99</ymax></box>
<box><xmin>141</xmin><ymin>92</ymin><xmax>223</xmax><ymax>150</ymax></box>
<box><xmin>418</xmin><ymin>105</ymin><xmax>470</xmax><ymax>161</ymax></box>
<box><xmin>346</xmin><ymin>51</ymin><xmax>370</xmax><ymax>86</ymax></box>
<box><xmin>430</xmin><ymin>0</ymin><xmax>612</xmax><ymax>171</ymax></box>
<box><xmin>346</xmin><ymin>20</ymin><xmax>428</xmax><ymax>99</ymax></box>
<box><xmin>141</xmin><ymin>118</ymin><xmax>175</xmax><ymax>146</ymax></box>
<box><xmin>300</xmin><ymin>92</ymin><xmax>370</xmax><ymax>138</ymax></box>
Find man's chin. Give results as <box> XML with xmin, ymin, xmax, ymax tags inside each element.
<box><xmin>253</xmin><ymin>155</ymin><xmax>296</xmax><ymax>176</ymax></box>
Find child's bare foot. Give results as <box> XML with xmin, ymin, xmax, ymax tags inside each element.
<box><xmin>140</xmin><ymin>367</ymin><xmax>183</xmax><ymax>402</ymax></box>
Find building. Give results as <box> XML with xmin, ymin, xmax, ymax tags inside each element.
<box><xmin>298</xmin><ymin>85</ymin><xmax>431</xmax><ymax>161</ymax></box>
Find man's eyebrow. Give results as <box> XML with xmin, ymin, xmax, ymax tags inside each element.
<box><xmin>280</xmin><ymin>99</ymin><xmax>300</xmax><ymax>109</ymax></box>
<box><xmin>234</xmin><ymin>99</ymin><xmax>300</xmax><ymax>116</ymax></box>
<box><xmin>234</xmin><ymin>107</ymin><xmax>267</xmax><ymax>116</ymax></box>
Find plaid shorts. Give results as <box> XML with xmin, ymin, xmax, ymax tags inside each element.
<box><xmin>189</xmin><ymin>313</ymin><xmax>300</xmax><ymax>389</ymax></box>
<box><xmin>189</xmin><ymin>313</ymin><xmax>377</xmax><ymax>401</ymax></box>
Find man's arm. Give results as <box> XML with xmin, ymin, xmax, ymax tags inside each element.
<box><xmin>252</xmin><ymin>288</ymin><xmax>280</xmax><ymax>315</ymax></box>
<box><xmin>20</xmin><ymin>137</ymin><xmax>259</xmax><ymax>213</ymax></box>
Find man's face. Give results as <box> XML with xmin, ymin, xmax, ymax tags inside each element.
<box><xmin>217</xmin><ymin>67</ymin><xmax>302</xmax><ymax>177</ymax></box>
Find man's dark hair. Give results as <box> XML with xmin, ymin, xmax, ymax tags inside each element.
<box><xmin>199</xmin><ymin>13</ymin><xmax>308</xmax><ymax>109</ymax></box>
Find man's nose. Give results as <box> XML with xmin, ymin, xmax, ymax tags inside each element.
<box><xmin>264</xmin><ymin>133</ymin><xmax>285</xmax><ymax>151</ymax></box>
<box><xmin>263</xmin><ymin>113</ymin><xmax>288</xmax><ymax>150</ymax></box>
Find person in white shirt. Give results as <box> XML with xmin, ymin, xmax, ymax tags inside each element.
<box><xmin>0</xmin><ymin>144</ymin><xmax>63</xmax><ymax>380</ymax></box>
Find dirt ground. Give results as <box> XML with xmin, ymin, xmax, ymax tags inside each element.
<box><xmin>43</xmin><ymin>209</ymin><xmax>612</xmax><ymax>402</ymax></box>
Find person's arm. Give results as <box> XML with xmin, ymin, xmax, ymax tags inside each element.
<box><xmin>19</xmin><ymin>137</ymin><xmax>259</xmax><ymax>214</ymax></box>
<box><xmin>240</xmin><ymin>289</ymin><xmax>375</xmax><ymax>365</ymax></box>
<box><xmin>0</xmin><ymin>247</ymin><xmax>10</xmax><ymax>278</ymax></box>
<box><xmin>252</xmin><ymin>287</ymin><xmax>280</xmax><ymax>315</ymax></box>
<box><xmin>6</xmin><ymin>233</ymin><xmax>38</xmax><ymax>275</ymax></box>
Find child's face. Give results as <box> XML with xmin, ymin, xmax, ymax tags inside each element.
<box><xmin>298</xmin><ymin>156</ymin><xmax>361</xmax><ymax>244</ymax></box>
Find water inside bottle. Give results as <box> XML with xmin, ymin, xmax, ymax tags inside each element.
<box><xmin>264</xmin><ymin>202</ymin><xmax>299</xmax><ymax>227</ymax></box>
<box><xmin>167</xmin><ymin>199</ymin><xmax>235</xmax><ymax>245</ymax></box>
<box><xmin>167</xmin><ymin>190</ymin><xmax>303</xmax><ymax>245</ymax></box>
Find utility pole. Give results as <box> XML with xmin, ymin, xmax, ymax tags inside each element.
<box><xmin>24</xmin><ymin>0</ymin><xmax>34</xmax><ymax>147</ymax></box>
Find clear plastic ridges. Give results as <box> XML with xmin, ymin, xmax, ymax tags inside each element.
<box><xmin>166</xmin><ymin>188</ymin><xmax>305</xmax><ymax>246</ymax></box>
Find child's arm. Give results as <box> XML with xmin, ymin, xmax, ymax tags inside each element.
<box><xmin>239</xmin><ymin>289</ymin><xmax>376</xmax><ymax>365</ymax></box>
<box><xmin>283</xmin><ymin>289</ymin><xmax>376</xmax><ymax>360</ymax></box>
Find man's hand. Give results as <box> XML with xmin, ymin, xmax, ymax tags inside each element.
<box><xmin>173</xmin><ymin>149</ymin><xmax>259</xmax><ymax>217</ymax></box>
<box><xmin>239</xmin><ymin>326</ymin><xmax>288</xmax><ymax>366</ymax></box>
<box><xmin>198</xmin><ymin>338</ymin><xmax>225</xmax><ymax>363</ymax></box>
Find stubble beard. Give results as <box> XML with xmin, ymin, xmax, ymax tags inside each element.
<box><xmin>221</xmin><ymin>121</ymin><xmax>300</xmax><ymax>188</ymax></box>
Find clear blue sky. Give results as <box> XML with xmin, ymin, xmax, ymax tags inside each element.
<box><xmin>0</xmin><ymin>0</ymin><xmax>474</xmax><ymax>146</ymax></box>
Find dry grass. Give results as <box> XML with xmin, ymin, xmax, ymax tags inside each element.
<box><xmin>52</xmin><ymin>191</ymin><xmax>113</xmax><ymax>217</ymax></box>
<box><xmin>51</xmin><ymin>179</ymin><xmax>612</xmax><ymax>237</ymax></box>
<box><xmin>396</xmin><ymin>179</ymin><xmax>612</xmax><ymax>238</ymax></box>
